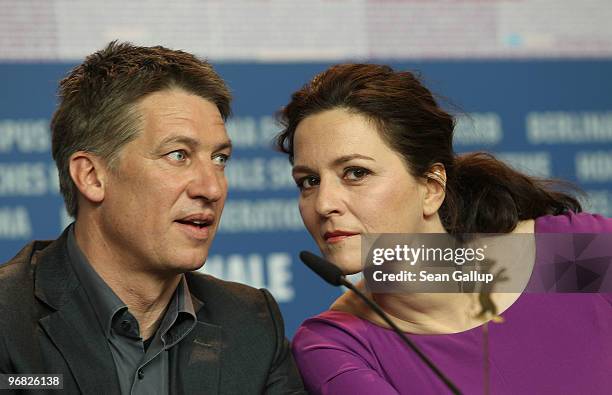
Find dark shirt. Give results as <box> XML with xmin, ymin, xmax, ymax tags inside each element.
<box><xmin>67</xmin><ymin>226</ymin><xmax>196</xmax><ymax>395</ymax></box>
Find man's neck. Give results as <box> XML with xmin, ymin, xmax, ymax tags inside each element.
<box><xmin>74</xmin><ymin>220</ymin><xmax>181</xmax><ymax>340</ymax></box>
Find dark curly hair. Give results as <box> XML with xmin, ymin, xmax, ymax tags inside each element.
<box><xmin>276</xmin><ymin>64</ymin><xmax>581</xmax><ymax>233</ymax></box>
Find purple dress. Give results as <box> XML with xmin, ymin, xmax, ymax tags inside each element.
<box><xmin>292</xmin><ymin>212</ymin><xmax>612</xmax><ymax>394</ymax></box>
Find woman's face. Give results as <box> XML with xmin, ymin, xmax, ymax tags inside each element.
<box><xmin>292</xmin><ymin>108</ymin><xmax>430</xmax><ymax>274</ymax></box>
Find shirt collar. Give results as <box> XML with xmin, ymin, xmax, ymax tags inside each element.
<box><xmin>158</xmin><ymin>276</ymin><xmax>197</xmax><ymax>348</ymax></box>
<box><xmin>67</xmin><ymin>224</ymin><xmax>125</xmax><ymax>338</ymax></box>
<box><xmin>66</xmin><ymin>224</ymin><xmax>197</xmax><ymax>343</ymax></box>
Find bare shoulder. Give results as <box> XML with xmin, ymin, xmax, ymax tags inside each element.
<box><xmin>330</xmin><ymin>289</ymin><xmax>357</xmax><ymax>313</ymax></box>
<box><xmin>512</xmin><ymin>219</ymin><xmax>535</xmax><ymax>234</ymax></box>
<box><xmin>330</xmin><ymin>282</ymin><xmax>377</xmax><ymax>322</ymax></box>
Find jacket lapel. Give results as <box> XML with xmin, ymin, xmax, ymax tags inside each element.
<box><xmin>34</xmin><ymin>231</ymin><xmax>120</xmax><ymax>394</ymax></box>
<box><xmin>171</xmin><ymin>297</ymin><xmax>222</xmax><ymax>395</ymax></box>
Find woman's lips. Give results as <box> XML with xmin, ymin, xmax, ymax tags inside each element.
<box><xmin>324</xmin><ymin>231</ymin><xmax>359</xmax><ymax>244</ymax></box>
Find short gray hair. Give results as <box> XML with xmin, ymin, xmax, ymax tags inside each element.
<box><xmin>51</xmin><ymin>41</ymin><xmax>232</xmax><ymax>217</ymax></box>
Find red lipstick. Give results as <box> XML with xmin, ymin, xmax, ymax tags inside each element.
<box><xmin>324</xmin><ymin>230</ymin><xmax>359</xmax><ymax>244</ymax></box>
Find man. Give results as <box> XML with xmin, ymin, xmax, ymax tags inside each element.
<box><xmin>0</xmin><ymin>42</ymin><xmax>305</xmax><ymax>394</ymax></box>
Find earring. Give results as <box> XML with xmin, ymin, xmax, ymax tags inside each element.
<box><xmin>425</xmin><ymin>170</ymin><xmax>446</xmax><ymax>190</ymax></box>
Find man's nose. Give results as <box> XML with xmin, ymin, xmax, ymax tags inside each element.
<box><xmin>187</xmin><ymin>161</ymin><xmax>226</xmax><ymax>202</ymax></box>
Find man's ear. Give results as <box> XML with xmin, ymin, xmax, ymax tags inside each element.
<box><xmin>68</xmin><ymin>151</ymin><xmax>108</xmax><ymax>205</ymax></box>
<box><xmin>422</xmin><ymin>164</ymin><xmax>446</xmax><ymax>217</ymax></box>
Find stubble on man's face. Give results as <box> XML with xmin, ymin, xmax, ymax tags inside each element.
<box><xmin>98</xmin><ymin>88</ymin><xmax>231</xmax><ymax>276</ymax></box>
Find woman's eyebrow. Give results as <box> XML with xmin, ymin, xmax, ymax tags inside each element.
<box><xmin>331</xmin><ymin>154</ymin><xmax>375</xmax><ymax>166</ymax></box>
<box><xmin>292</xmin><ymin>164</ymin><xmax>313</xmax><ymax>176</ymax></box>
<box><xmin>292</xmin><ymin>154</ymin><xmax>375</xmax><ymax>176</ymax></box>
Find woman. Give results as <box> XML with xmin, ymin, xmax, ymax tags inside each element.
<box><xmin>276</xmin><ymin>64</ymin><xmax>612</xmax><ymax>394</ymax></box>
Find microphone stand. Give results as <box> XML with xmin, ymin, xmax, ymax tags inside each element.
<box><xmin>339</xmin><ymin>277</ymin><xmax>463</xmax><ymax>395</ymax></box>
<box><xmin>299</xmin><ymin>250</ymin><xmax>462</xmax><ymax>394</ymax></box>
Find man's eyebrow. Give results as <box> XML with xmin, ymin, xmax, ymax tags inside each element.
<box><xmin>214</xmin><ymin>140</ymin><xmax>233</xmax><ymax>153</ymax></box>
<box><xmin>155</xmin><ymin>136</ymin><xmax>232</xmax><ymax>153</ymax></box>
<box><xmin>157</xmin><ymin>135</ymin><xmax>201</xmax><ymax>150</ymax></box>
<box><xmin>292</xmin><ymin>154</ymin><xmax>375</xmax><ymax>175</ymax></box>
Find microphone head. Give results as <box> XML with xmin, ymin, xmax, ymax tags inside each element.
<box><xmin>299</xmin><ymin>251</ymin><xmax>344</xmax><ymax>286</ymax></box>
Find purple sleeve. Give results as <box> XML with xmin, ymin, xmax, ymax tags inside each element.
<box><xmin>536</xmin><ymin>211</ymin><xmax>612</xmax><ymax>304</ymax></box>
<box><xmin>535</xmin><ymin>211</ymin><xmax>612</xmax><ymax>233</ymax></box>
<box><xmin>291</xmin><ymin>315</ymin><xmax>400</xmax><ymax>395</ymax></box>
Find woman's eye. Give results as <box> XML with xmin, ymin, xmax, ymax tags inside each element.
<box><xmin>167</xmin><ymin>150</ymin><xmax>187</xmax><ymax>161</ymax></box>
<box><xmin>212</xmin><ymin>153</ymin><xmax>230</xmax><ymax>166</ymax></box>
<box><xmin>296</xmin><ymin>175</ymin><xmax>320</xmax><ymax>190</ymax></box>
<box><xmin>344</xmin><ymin>167</ymin><xmax>370</xmax><ymax>181</ymax></box>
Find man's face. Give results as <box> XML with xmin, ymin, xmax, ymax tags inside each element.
<box><xmin>99</xmin><ymin>88</ymin><xmax>231</xmax><ymax>275</ymax></box>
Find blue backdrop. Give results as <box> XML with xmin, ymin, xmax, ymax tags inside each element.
<box><xmin>1</xmin><ymin>60</ymin><xmax>611</xmax><ymax>336</ymax></box>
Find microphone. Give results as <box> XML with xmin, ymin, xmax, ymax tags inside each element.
<box><xmin>300</xmin><ymin>250</ymin><xmax>463</xmax><ymax>395</ymax></box>
<box><xmin>299</xmin><ymin>251</ymin><xmax>344</xmax><ymax>286</ymax></box>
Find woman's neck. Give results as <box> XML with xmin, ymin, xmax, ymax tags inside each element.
<box><xmin>332</xmin><ymin>285</ymin><xmax>494</xmax><ymax>334</ymax></box>
<box><xmin>331</xmin><ymin>219</ymin><xmax>536</xmax><ymax>334</ymax></box>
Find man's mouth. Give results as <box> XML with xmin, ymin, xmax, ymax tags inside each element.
<box><xmin>175</xmin><ymin>214</ymin><xmax>215</xmax><ymax>240</ymax></box>
<box><xmin>176</xmin><ymin>219</ymin><xmax>211</xmax><ymax>228</ymax></box>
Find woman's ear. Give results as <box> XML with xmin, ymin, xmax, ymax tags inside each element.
<box><xmin>422</xmin><ymin>163</ymin><xmax>446</xmax><ymax>217</ymax></box>
<box><xmin>68</xmin><ymin>151</ymin><xmax>108</xmax><ymax>205</ymax></box>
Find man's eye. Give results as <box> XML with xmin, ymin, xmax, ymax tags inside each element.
<box><xmin>167</xmin><ymin>150</ymin><xmax>187</xmax><ymax>161</ymax></box>
<box><xmin>296</xmin><ymin>175</ymin><xmax>320</xmax><ymax>190</ymax></box>
<box><xmin>212</xmin><ymin>153</ymin><xmax>230</xmax><ymax>166</ymax></box>
<box><xmin>344</xmin><ymin>167</ymin><xmax>370</xmax><ymax>181</ymax></box>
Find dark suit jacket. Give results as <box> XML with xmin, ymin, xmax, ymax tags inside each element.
<box><xmin>0</xmin><ymin>230</ymin><xmax>306</xmax><ymax>394</ymax></box>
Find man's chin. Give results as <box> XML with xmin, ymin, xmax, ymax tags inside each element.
<box><xmin>171</xmin><ymin>252</ymin><xmax>209</xmax><ymax>273</ymax></box>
